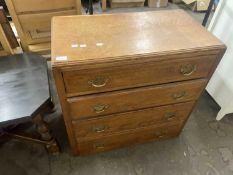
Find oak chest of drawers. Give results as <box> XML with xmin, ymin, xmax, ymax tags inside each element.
<box><xmin>51</xmin><ymin>10</ymin><xmax>226</xmax><ymax>155</ymax></box>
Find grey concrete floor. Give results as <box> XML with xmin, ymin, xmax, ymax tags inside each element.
<box><xmin>1</xmin><ymin>2</ymin><xmax>232</xmax><ymax>175</ymax></box>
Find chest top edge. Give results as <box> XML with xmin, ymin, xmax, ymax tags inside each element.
<box><xmin>51</xmin><ymin>45</ymin><xmax>226</xmax><ymax>69</ymax></box>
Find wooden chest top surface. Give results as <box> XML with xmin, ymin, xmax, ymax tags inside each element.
<box><xmin>51</xmin><ymin>10</ymin><xmax>224</xmax><ymax>67</ymax></box>
<box><xmin>51</xmin><ymin>10</ymin><xmax>226</xmax><ymax>155</ymax></box>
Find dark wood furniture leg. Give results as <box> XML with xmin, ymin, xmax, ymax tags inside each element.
<box><xmin>47</xmin><ymin>100</ymin><xmax>56</xmax><ymax>113</ymax></box>
<box><xmin>89</xmin><ymin>0</ymin><xmax>93</xmax><ymax>14</ymax></box>
<box><xmin>33</xmin><ymin>114</ymin><xmax>60</xmax><ymax>155</ymax></box>
<box><xmin>0</xmin><ymin>53</ymin><xmax>61</xmax><ymax>155</ymax></box>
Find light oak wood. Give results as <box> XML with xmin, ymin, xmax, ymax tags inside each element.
<box><xmin>63</xmin><ymin>55</ymin><xmax>216</xmax><ymax>96</ymax></box>
<box><xmin>51</xmin><ymin>10</ymin><xmax>224</xmax><ymax>67</ymax></box>
<box><xmin>110</xmin><ymin>2</ymin><xmax>145</xmax><ymax>8</ymax></box>
<box><xmin>28</xmin><ymin>42</ymin><xmax>51</xmax><ymax>53</ymax></box>
<box><xmin>68</xmin><ymin>79</ymin><xmax>206</xmax><ymax>119</ymax></box>
<box><xmin>0</xmin><ymin>7</ymin><xmax>19</xmax><ymax>49</ymax></box>
<box><xmin>53</xmin><ymin>68</ymin><xmax>79</xmax><ymax>155</ymax></box>
<box><xmin>52</xmin><ymin>10</ymin><xmax>226</xmax><ymax>155</ymax></box>
<box><xmin>0</xmin><ymin>25</ymin><xmax>13</xmax><ymax>56</ymax></box>
<box><xmin>0</xmin><ymin>8</ymin><xmax>18</xmax><ymax>56</ymax></box>
<box><xmin>73</xmin><ymin>101</ymin><xmax>195</xmax><ymax>139</ymax></box>
<box><xmin>102</xmin><ymin>0</ymin><xmax>107</xmax><ymax>11</ymax></box>
<box><xmin>18</xmin><ymin>10</ymin><xmax>77</xmax><ymax>45</ymax></box>
<box><xmin>76</xmin><ymin>122</ymin><xmax>183</xmax><ymax>155</ymax></box>
<box><xmin>11</xmin><ymin>0</ymin><xmax>77</xmax><ymax>13</ymax></box>
<box><xmin>5</xmin><ymin>0</ymin><xmax>81</xmax><ymax>53</ymax></box>
<box><xmin>148</xmin><ymin>0</ymin><xmax>168</xmax><ymax>8</ymax></box>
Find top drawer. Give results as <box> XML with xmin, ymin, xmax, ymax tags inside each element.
<box><xmin>62</xmin><ymin>55</ymin><xmax>216</xmax><ymax>97</ymax></box>
<box><xmin>12</xmin><ymin>0</ymin><xmax>76</xmax><ymax>14</ymax></box>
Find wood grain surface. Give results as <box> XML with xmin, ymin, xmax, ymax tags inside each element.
<box><xmin>76</xmin><ymin>122</ymin><xmax>183</xmax><ymax>155</ymax></box>
<box><xmin>51</xmin><ymin>10</ymin><xmax>224</xmax><ymax>67</ymax></box>
<box><xmin>72</xmin><ymin>101</ymin><xmax>195</xmax><ymax>139</ymax></box>
<box><xmin>63</xmin><ymin>55</ymin><xmax>216</xmax><ymax>96</ymax></box>
<box><xmin>5</xmin><ymin>0</ymin><xmax>81</xmax><ymax>52</ymax></box>
<box><xmin>68</xmin><ymin>79</ymin><xmax>206</xmax><ymax>119</ymax></box>
<box><xmin>52</xmin><ymin>10</ymin><xmax>226</xmax><ymax>155</ymax></box>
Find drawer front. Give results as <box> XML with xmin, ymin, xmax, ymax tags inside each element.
<box><xmin>18</xmin><ymin>10</ymin><xmax>76</xmax><ymax>44</ymax></box>
<box><xmin>63</xmin><ymin>56</ymin><xmax>215</xmax><ymax>96</ymax></box>
<box><xmin>68</xmin><ymin>79</ymin><xmax>206</xmax><ymax>119</ymax></box>
<box><xmin>76</xmin><ymin>122</ymin><xmax>183</xmax><ymax>155</ymax></box>
<box><xmin>12</xmin><ymin>0</ymin><xmax>76</xmax><ymax>13</ymax></box>
<box><xmin>72</xmin><ymin>101</ymin><xmax>194</xmax><ymax>139</ymax></box>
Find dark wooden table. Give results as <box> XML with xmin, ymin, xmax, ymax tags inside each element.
<box><xmin>0</xmin><ymin>53</ymin><xmax>60</xmax><ymax>154</ymax></box>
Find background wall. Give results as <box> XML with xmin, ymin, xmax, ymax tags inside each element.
<box><xmin>206</xmin><ymin>0</ymin><xmax>233</xmax><ymax>120</ymax></box>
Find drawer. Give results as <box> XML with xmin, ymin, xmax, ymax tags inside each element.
<box><xmin>68</xmin><ymin>79</ymin><xmax>206</xmax><ymax>119</ymax></box>
<box><xmin>18</xmin><ymin>10</ymin><xmax>76</xmax><ymax>44</ymax></box>
<box><xmin>63</xmin><ymin>56</ymin><xmax>216</xmax><ymax>96</ymax></box>
<box><xmin>12</xmin><ymin>0</ymin><xmax>76</xmax><ymax>14</ymax></box>
<box><xmin>76</xmin><ymin>122</ymin><xmax>183</xmax><ymax>155</ymax></box>
<box><xmin>72</xmin><ymin>101</ymin><xmax>195</xmax><ymax>138</ymax></box>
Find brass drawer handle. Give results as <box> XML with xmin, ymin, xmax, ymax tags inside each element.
<box><xmin>93</xmin><ymin>125</ymin><xmax>107</xmax><ymax>133</ymax></box>
<box><xmin>158</xmin><ymin>135</ymin><xmax>165</xmax><ymax>139</ymax></box>
<box><xmin>94</xmin><ymin>143</ymin><xmax>105</xmax><ymax>149</ymax></box>
<box><xmin>88</xmin><ymin>77</ymin><xmax>109</xmax><ymax>88</ymax></box>
<box><xmin>180</xmin><ymin>64</ymin><xmax>196</xmax><ymax>76</ymax></box>
<box><xmin>155</xmin><ymin>131</ymin><xmax>167</xmax><ymax>139</ymax></box>
<box><xmin>173</xmin><ymin>91</ymin><xmax>187</xmax><ymax>100</ymax></box>
<box><xmin>164</xmin><ymin>112</ymin><xmax>176</xmax><ymax>121</ymax></box>
<box><xmin>93</xmin><ymin>104</ymin><xmax>109</xmax><ymax>113</ymax></box>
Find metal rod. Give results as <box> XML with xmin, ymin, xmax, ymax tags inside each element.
<box><xmin>202</xmin><ymin>0</ymin><xmax>215</xmax><ymax>26</ymax></box>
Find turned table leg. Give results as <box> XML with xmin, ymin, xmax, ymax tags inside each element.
<box><xmin>33</xmin><ymin>114</ymin><xmax>60</xmax><ymax>155</ymax></box>
<box><xmin>48</xmin><ymin>100</ymin><xmax>55</xmax><ymax>113</ymax></box>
